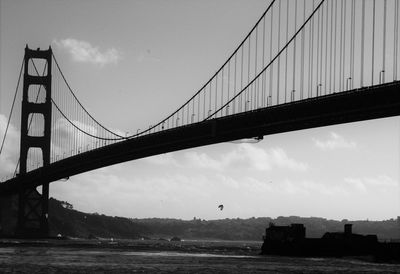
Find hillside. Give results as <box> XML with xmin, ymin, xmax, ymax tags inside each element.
<box><xmin>1</xmin><ymin>197</ymin><xmax>399</xmax><ymax>240</ymax></box>
<box><xmin>48</xmin><ymin>199</ymin><xmax>400</xmax><ymax>241</ymax></box>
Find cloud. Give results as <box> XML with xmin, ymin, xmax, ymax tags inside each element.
<box><xmin>183</xmin><ymin>151</ymin><xmax>223</xmax><ymax>170</ymax></box>
<box><xmin>269</xmin><ymin>148</ymin><xmax>308</xmax><ymax>171</ymax></box>
<box><xmin>51</xmin><ymin>168</ymin><xmax>223</xmax><ymax>218</ymax></box>
<box><xmin>225</xmin><ymin>143</ymin><xmax>271</xmax><ymax>171</ymax></box>
<box><xmin>144</xmin><ymin>150</ymin><xmax>223</xmax><ymax>170</ymax></box>
<box><xmin>313</xmin><ymin>132</ymin><xmax>356</xmax><ymax>150</ymax></box>
<box><xmin>145</xmin><ymin>144</ymin><xmax>308</xmax><ymax>172</ymax></box>
<box><xmin>49</xmin><ymin>118</ymin><xmax>130</xmax><ymax>162</ymax></box>
<box><xmin>53</xmin><ymin>39</ymin><xmax>121</xmax><ymax>66</ymax></box>
<box><xmin>344</xmin><ymin>175</ymin><xmax>399</xmax><ymax>193</ymax></box>
<box><xmin>50</xmin><ymin>118</ymin><xmax>100</xmax><ymax>157</ymax></box>
<box><xmin>343</xmin><ymin>178</ymin><xmax>368</xmax><ymax>193</ymax></box>
<box><xmin>0</xmin><ymin>114</ymin><xmax>20</xmax><ymax>180</ymax></box>
<box><xmin>145</xmin><ymin>153</ymin><xmax>180</xmax><ymax>167</ymax></box>
<box><xmin>222</xmin><ymin>144</ymin><xmax>308</xmax><ymax>172</ymax></box>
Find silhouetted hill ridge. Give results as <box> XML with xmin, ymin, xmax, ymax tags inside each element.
<box><xmin>46</xmin><ymin>198</ymin><xmax>400</xmax><ymax>241</ymax></box>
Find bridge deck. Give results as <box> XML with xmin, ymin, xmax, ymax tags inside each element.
<box><xmin>1</xmin><ymin>82</ymin><xmax>400</xmax><ymax>196</ymax></box>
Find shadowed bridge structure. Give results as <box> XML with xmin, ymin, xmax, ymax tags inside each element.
<box><xmin>1</xmin><ymin>0</ymin><xmax>400</xmax><ymax>237</ymax></box>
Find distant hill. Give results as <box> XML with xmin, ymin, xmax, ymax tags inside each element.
<box><xmin>1</xmin><ymin>197</ymin><xmax>399</xmax><ymax>240</ymax></box>
<box><xmin>49</xmin><ymin>199</ymin><xmax>400</xmax><ymax>241</ymax></box>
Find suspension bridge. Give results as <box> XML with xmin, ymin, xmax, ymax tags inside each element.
<box><xmin>1</xmin><ymin>0</ymin><xmax>400</xmax><ymax>237</ymax></box>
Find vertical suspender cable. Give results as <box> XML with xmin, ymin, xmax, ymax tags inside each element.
<box><xmin>308</xmin><ymin>1</ymin><xmax>313</xmax><ymax>98</ymax></box>
<box><xmin>372</xmin><ymin>0</ymin><xmax>376</xmax><ymax>86</ymax></box>
<box><xmin>209</xmin><ymin>82</ymin><xmax>211</xmax><ymax>115</ymax></box>
<box><xmin>310</xmin><ymin>0</ymin><xmax>315</xmax><ymax>97</ymax></box>
<box><xmin>197</xmin><ymin>89</ymin><xmax>200</xmax><ymax>122</ymax></box>
<box><xmin>241</xmin><ymin>45</ymin><xmax>244</xmax><ymax>111</ymax></box>
<box><xmin>203</xmin><ymin>87</ymin><xmax>206</xmax><ymax>120</ymax></box>
<box><xmin>342</xmin><ymin>0</ymin><xmax>346</xmax><ymax>91</ymax></box>
<box><xmin>255</xmin><ymin>27</ymin><xmax>258</xmax><ymax>109</ymax></box>
<box><xmin>215</xmin><ymin>75</ymin><xmax>218</xmax><ymax>116</ymax></box>
<box><xmin>292</xmin><ymin>0</ymin><xmax>297</xmax><ymax>100</ymax></box>
<box><xmin>227</xmin><ymin>61</ymin><xmax>230</xmax><ymax>114</ymax></box>
<box><xmin>262</xmin><ymin>16</ymin><xmax>266</xmax><ymax>107</ymax></box>
<box><xmin>269</xmin><ymin>5</ymin><xmax>274</xmax><ymax>105</ymax></box>
<box><xmin>361</xmin><ymin>0</ymin><xmax>365</xmax><ymax>87</ymax></box>
<box><xmin>320</xmin><ymin>3</ymin><xmax>324</xmax><ymax>93</ymax></box>
<box><xmin>344</xmin><ymin>0</ymin><xmax>347</xmax><ymax>90</ymax></box>
<box><xmin>285</xmin><ymin>0</ymin><xmax>289</xmax><ymax>102</ymax></box>
<box><xmin>394</xmin><ymin>0</ymin><xmax>399</xmax><ymax>81</ymax></box>
<box><xmin>350</xmin><ymin>0</ymin><xmax>355</xmax><ymax>89</ymax></box>
<box><xmin>393</xmin><ymin>0</ymin><xmax>399</xmax><ymax>81</ymax></box>
<box><xmin>192</xmin><ymin>93</ymin><xmax>194</xmax><ymax>123</ymax></box>
<box><xmin>333</xmin><ymin>0</ymin><xmax>337</xmax><ymax>92</ymax></box>
<box><xmin>339</xmin><ymin>0</ymin><xmax>344</xmax><ymax>91</ymax></box>
<box><xmin>324</xmin><ymin>1</ymin><xmax>328</xmax><ymax>94</ymax></box>
<box><xmin>382</xmin><ymin>0</ymin><xmax>387</xmax><ymax>83</ymax></box>
<box><xmin>221</xmin><ymin>68</ymin><xmax>224</xmax><ymax>113</ymax></box>
<box><xmin>277</xmin><ymin>0</ymin><xmax>281</xmax><ymax>104</ymax></box>
<box><xmin>261</xmin><ymin>15</ymin><xmax>266</xmax><ymax>107</ymax></box>
<box><xmin>184</xmin><ymin>100</ymin><xmax>188</xmax><ymax>125</ymax></box>
<box><xmin>329</xmin><ymin>0</ymin><xmax>334</xmax><ymax>93</ymax></box>
<box><xmin>187</xmin><ymin>98</ymin><xmax>189</xmax><ymax>125</ymax></box>
<box><xmin>247</xmin><ymin>36</ymin><xmax>251</xmax><ymax>108</ymax></box>
<box><xmin>316</xmin><ymin>5</ymin><xmax>321</xmax><ymax>95</ymax></box>
<box><xmin>234</xmin><ymin>54</ymin><xmax>237</xmax><ymax>113</ymax></box>
<box><xmin>300</xmin><ymin>0</ymin><xmax>306</xmax><ymax>99</ymax></box>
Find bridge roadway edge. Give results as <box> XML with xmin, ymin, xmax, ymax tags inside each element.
<box><xmin>1</xmin><ymin>82</ymin><xmax>400</xmax><ymax>196</ymax></box>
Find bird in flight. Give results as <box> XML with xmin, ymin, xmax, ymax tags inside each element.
<box><xmin>218</xmin><ymin>204</ymin><xmax>224</xmax><ymax>211</ymax></box>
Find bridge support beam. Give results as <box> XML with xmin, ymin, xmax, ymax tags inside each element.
<box><xmin>16</xmin><ymin>46</ymin><xmax>52</xmax><ymax>238</ymax></box>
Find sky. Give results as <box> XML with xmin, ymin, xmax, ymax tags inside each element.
<box><xmin>0</xmin><ymin>0</ymin><xmax>399</xmax><ymax>221</ymax></box>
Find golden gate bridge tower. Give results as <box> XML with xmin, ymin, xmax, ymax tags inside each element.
<box><xmin>17</xmin><ymin>46</ymin><xmax>52</xmax><ymax>237</ymax></box>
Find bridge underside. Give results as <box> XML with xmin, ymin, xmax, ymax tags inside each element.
<box><xmin>1</xmin><ymin>82</ymin><xmax>400</xmax><ymax>196</ymax></box>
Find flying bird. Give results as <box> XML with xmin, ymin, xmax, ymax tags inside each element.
<box><xmin>218</xmin><ymin>204</ymin><xmax>224</xmax><ymax>211</ymax></box>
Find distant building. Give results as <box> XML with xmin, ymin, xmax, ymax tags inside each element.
<box><xmin>261</xmin><ymin>223</ymin><xmax>378</xmax><ymax>257</ymax></box>
<box><xmin>263</xmin><ymin>223</ymin><xmax>305</xmax><ymax>242</ymax></box>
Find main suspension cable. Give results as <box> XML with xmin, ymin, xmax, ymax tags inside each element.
<box><xmin>0</xmin><ymin>59</ymin><xmax>23</xmax><ymax>157</ymax></box>
<box><xmin>206</xmin><ymin>0</ymin><xmax>326</xmax><ymax>120</ymax></box>
<box><xmin>52</xmin><ymin>53</ymin><xmax>125</xmax><ymax>139</ymax></box>
<box><xmin>31</xmin><ymin>58</ymin><xmax>125</xmax><ymax>142</ymax></box>
<box><xmin>123</xmin><ymin>0</ymin><xmax>277</xmax><ymax>138</ymax></box>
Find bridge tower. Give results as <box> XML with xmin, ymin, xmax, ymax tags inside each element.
<box><xmin>16</xmin><ymin>46</ymin><xmax>52</xmax><ymax>237</ymax></box>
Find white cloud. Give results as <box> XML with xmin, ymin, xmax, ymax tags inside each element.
<box><xmin>50</xmin><ymin>118</ymin><xmax>100</xmax><ymax>157</ymax></box>
<box><xmin>343</xmin><ymin>178</ymin><xmax>368</xmax><ymax>193</ymax></box>
<box><xmin>144</xmin><ymin>144</ymin><xmax>307</xmax><ymax>173</ymax></box>
<box><xmin>313</xmin><ymin>132</ymin><xmax>356</xmax><ymax>150</ymax></box>
<box><xmin>278</xmin><ymin>179</ymin><xmax>352</xmax><ymax>197</ymax></box>
<box><xmin>223</xmin><ymin>144</ymin><xmax>308</xmax><ymax>172</ymax></box>
<box><xmin>226</xmin><ymin>143</ymin><xmax>271</xmax><ymax>171</ymax></box>
<box><xmin>145</xmin><ymin>153</ymin><xmax>180</xmax><ymax>167</ymax></box>
<box><xmin>183</xmin><ymin>151</ymin><xmax>222</xmax><ymax>170</ymax></box>
<box><xmin>270</xmin><ymin>148</ymin><xmax>308</xmax><ymax>171</ymax></box>
<box><xmin>0</xmin><ymin>114</ymin><xmax>19</xmax><ymax>180</ymax></box>
<box><xmin>344</xmin><ymin>175</ymin><xmax>399</xmax><ymax>193</ymax></box>
<box><xmin>53</xmin><ymin>38</ymin><xmax>121</xmax><ymax>66</ymax></box>
<box><xmin>49</xmin><ymin>154</ymin><xmax>399</xmax><ymax>220</ymax></box>
<box><xmin>363</xmin><ymin>175</ymin><xmax>399</xmax><ymax>187</ymax></box>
